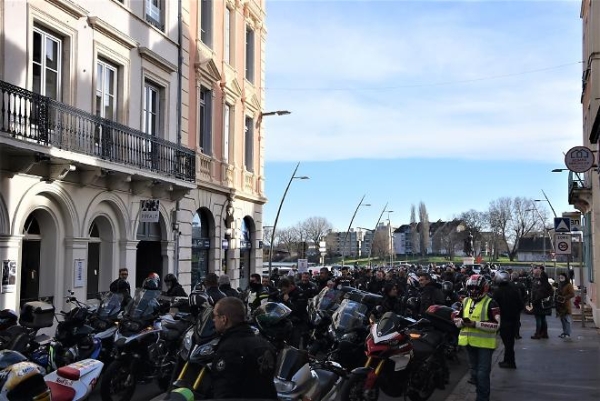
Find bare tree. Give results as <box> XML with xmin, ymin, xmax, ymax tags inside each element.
<box><xmin>410</xmin><ymin>205</ymin><xmax>419</xmax><ymax>256</ymax></box>
<box><xmin>458</xmin><ymin>209</ymin><xmax>487</xmax><ymax>255</ymax></box>
<box><xmin>418</xmin><ymin>202</ymin><xmax>430</xmax><ymax>257</ymax></box>
<box><xmin>302</xmin><ymin>216</ymin><xmax>333</xmax><ymax>244</ymax></box>
<box><xmin>371</xmin><ymin>229</ymin><xmax>389</xmax><ymax>260</ymax></box>
<box><xmin>277</xmin><ymin>227</ymin><xmax>299</xmax><ymax>260</ymax></box>
<box><xmin>487</xmin><ymin>197</ymin><xmax>538</xmax><ymax>261</ymax></box>
<box><xmin>291</xmin><ymin>222</ymin><xmax>310</xmax><ymax>259</ymax></box>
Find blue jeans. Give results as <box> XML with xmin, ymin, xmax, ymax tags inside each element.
<box><xmin>466</xmin><ymin>345</ymin><xmax>494</xmax><ymax>401</ymax></box>
<box><xmin>560</xmin><ymin>314</ymin><xmax>572</xmax><ymax>336</ymax></box>
<box><xmin>534</xmin><ymin>313</ymin><xmax>548</xmax><ymax>333</ymax></box>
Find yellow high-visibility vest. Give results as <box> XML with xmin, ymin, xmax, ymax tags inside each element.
<box><xmin>458</xmin><ymin>295</ymin><xmax>497</xmax><ymax>349</ymax></box>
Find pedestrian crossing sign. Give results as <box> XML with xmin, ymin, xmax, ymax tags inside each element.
<box><xmin>554</xmin><ymin>217</ymin><xmax>571</xmax><ymax>233</ymax></box>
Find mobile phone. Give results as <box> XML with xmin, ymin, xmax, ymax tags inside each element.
<box><xmin>463</xmin><ymin>317</ymin><xmax>472</xmax><ymax>324</ymax></box>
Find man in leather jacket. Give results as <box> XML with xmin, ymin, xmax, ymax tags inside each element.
<box><xmin>211</xmin><ymin>297</ymin><xmax>277</xmax><ymax>399</ymax></box>
<box><xmin>418</xmin><ymin>272</ymin><xmax>445</xmax><ymax>316</ymax></box>
<box><xmin>245</xmin><ymin>273</ymin><xmax>269</xmax><ymax>319</ymax></box>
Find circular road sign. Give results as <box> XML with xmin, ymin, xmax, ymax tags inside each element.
<box><xmin>557</xmin><ymin>241</ymin><xmax>569</xmax><ymax>252</ymax></box>
<box><xmin>564</xmin><ymin>145</ymin><xmax>595</xmax><ymax>173</ymax></box>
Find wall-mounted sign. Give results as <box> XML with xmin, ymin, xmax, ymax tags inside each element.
<box><xmin>140</xmin><ymin>199</ymin><xmax>160</xmax><ymax>223</ymax></box>
<box><xmin>554</xmin><ymin>234</ymin><xmax>572</xmax><ymax>255</ymax></box>
<box><xmin>2</xmin><ymin>260</ymin><xmax>16</xmax><ymax>293</ymax></box>
<box><xmin>222</xmin><ymin>239</ymin><xmax>229</xmax><ymax>250</ymax></box>
<box><xmin>73</xmin><ymin>259</ymin><xmax>85</xmax><ymax>288</ymax></box>
<box><xmin>564</xmin><ymin>146</ymin><xmax>595</xmax><ymax>173</ymax></box>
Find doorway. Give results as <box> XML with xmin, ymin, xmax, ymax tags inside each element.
<box><xmin>136</xmin><ymin>221</ymin><xmax>162</xmax><ymax>288</ymax></box>
<box><xmin>21</xmin><ymin>240</ymin><xmax>40</xmax><ymax>307</ymax></box>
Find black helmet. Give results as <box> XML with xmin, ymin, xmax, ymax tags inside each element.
<box><xmin>405</xmin><ymin>297</ymin><xmax>420</xmax><ymax>312</ymax></box>
<box><xmin>188</xmin><ymin>289</ymin><xmax>212</xmax><ymax>317</ymax></box>
<box><xmin>494</xmin><ymin>270</ymin><xmax>510</xmax><ymax>284</ymax></box>
<box><xmin>441</xmin><ymin>281</ymin><xmax>454</xmax><ymax>293</ymax></box>
<box><xmin>0</xmin><ymin>310</ymin><xmax>17</xmax><ymax>331</ymax></box>
<box><xmin>164</xmin><ymin>273</ymin><xmax>178</xmax><ymax>284</ymax></box>
<box><xmin>143</xmin><ymin>273</ymin><xmax>160</xmax><ymax>290</ymax></box>
<box><xmin>253</xmin><ymin>302</ymin><xmax>293</xmax><ymax>342</ymax></box>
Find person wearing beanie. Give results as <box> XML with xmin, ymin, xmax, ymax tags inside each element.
<box><xmin>218</xmin><ymin>274</ymin><xmax>240</xmax><ymax>298</ymax></box>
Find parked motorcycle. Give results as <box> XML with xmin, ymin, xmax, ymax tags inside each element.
<box><xmin>100</xmin><ymin>288</ymin><xmax>189</xmax><ymax>401</ymax></box>
<box><xmin>170</xmin><ymin>289</ymin><xmax>218</xmax><ymax>399</ymax></box>
<box><xmin>340</xmin><ymin>306</ymin><xmax>457</xmax><ymax>401</ymax></box>
<box><xmin>0</xmin><ymin>349</ymin><xmax>102</xmax><ymax>401</ymax></box>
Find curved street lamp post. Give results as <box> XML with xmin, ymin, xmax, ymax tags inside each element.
<box><xmin>341</xmin><ymin>195</ymin><xmax>371</xmax><ymax>267</ymax></box>
<box><xmin>268</xmin><ymin>162</ymin><xmax>309</xmax><ymax>276</ymax></box>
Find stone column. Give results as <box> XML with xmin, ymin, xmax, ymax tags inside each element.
<box><xmin>63</xmin><ymin>237</ymin><xmax>90</xmax><ymax>308</ymax></box>
<box><xmin>119</xmin><ymin>239</ymin><xmax>139</xmax><ymax>289</ymax></box>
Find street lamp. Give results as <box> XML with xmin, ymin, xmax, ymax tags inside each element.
<box><xmin>386</xmin><ymin>210</ymin><xmax>395</xmax><ymax>267</ymax></box>
<box><xmin>341</xmin><ymin>195</ymin><xmax>371</xmax><ymax>267</ymax></box>
<box><xmin>363</xmin><ymin>203</ymin><xmax>394</xmax><ymax>268</ymax></box>
<box><xmin>268</xmin><ymin>162</ymin><xmax>309</xmax><ymax>276</ymax></box>
<box><xmin>534</xmin><ymin>189</ymin><xmax>557</xmax><ymax>218</ymax></box>
<box><xmin>260</xmin><ymin>110</ymin><xmax>291</xmax><ymax>117</ymax></box>
<box><xmin>526</xmin><ymin>208</ymin><xmax>554</xmax><ymax>264</ymax></box>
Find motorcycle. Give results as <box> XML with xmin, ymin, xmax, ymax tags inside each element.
<box><xmin>170</xmin><ymin>290</ymin><xmax>218</xmax><ymax>399</ymax></box>
<box><xmin>0</xmin><ymin>349</ymin><xmax>102</xmax><ymax>401</ymax></box>
<box><xmin>340</xmin><ymin>306</ymin><xmax>458</xmax><ymax>401</ymax></box>
<box><xmin>100</xmin><ymin>288</ymin><xmax>190</xmax><ymax>401</ymax></box>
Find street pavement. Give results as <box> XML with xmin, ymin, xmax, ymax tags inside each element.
<box><xmin>445</xmin><ymin>311</ymin><xmax>600</xmax><ymax>401</ymax></box>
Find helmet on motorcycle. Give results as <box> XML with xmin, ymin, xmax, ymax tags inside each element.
<box><xmin>0</xmin><ymin>349</ymin><xmax>28</xmax><ymax>369</ymax></box>
<box><xmin>494</xmin><ymin>270</ymin><xmax>510</xmax><ymax>284</ymax></box>
<box><xmin>405</xmin><ymin>296</ymin><xmax>420</xmax><ymax>312</ymax></box>
<box><xmin>143</xmin><ymin>273</ymin><xmax>160</xmax><ymax>290</ymax></box>
<box><xmin>0</xmin><ymin>309</ymin><xmax>17</xmax><ymax>331</ymax></box>
<box><xmin>466</xmin><ymin>274</ymin><xmax>488</xmax><ymax>300</ymax></box>
<box><xmin>407</xmin><ymin>273</ymin><xmax>420</xmax><ymax>289</ymax></box>
<box><xmin>188</xmin><ymin>288</ymin><xmax>213</xmax><ymax>317</ymax></box>
<box><xmin>253</xmin><ymin>302</ymin><xmax>293</xmax><ymax>342</ymax></box>
<box><xmin>441</xmin><ymin>281</ymin><xmax>454</xmax><ymax>293</ymax></box>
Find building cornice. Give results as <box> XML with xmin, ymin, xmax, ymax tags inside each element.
<box><xmin>46</xmin><ymin>0</ymin><xmax>88</xmax><ymax>19</ymax></box>
<box><xmin>88</xmin><ymin>16</ymin><xmax>138</xmax><ymax>49</ymax></box>
<box><xmin>139</xmin><ymin>47</ymin><xmax>177</xmax><ymax>73</ymax></box>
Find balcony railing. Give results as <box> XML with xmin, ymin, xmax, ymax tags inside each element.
<box><xmin>0</xmin><ymin>80</ymin><xmax>195</xmax><ymax>182</ymax></box>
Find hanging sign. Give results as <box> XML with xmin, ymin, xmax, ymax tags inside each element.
<box><xmin>140</xmin><ymin>199</ymin><xmax>160</xmax><ymax>223</ymax></box>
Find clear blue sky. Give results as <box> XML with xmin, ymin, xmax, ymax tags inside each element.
<box><xmin>262</xmin><ymin>0</ymin><xmax>583</xmax><ymax>232</ymax></box>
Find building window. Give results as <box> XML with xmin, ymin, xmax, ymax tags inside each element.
<box><xmin>223</xmin><ymin>104</ymin><xmax>230</xmax><ymax>162</ymax></box>
<box><xmin>143</xmin><ymin>81</ymin><xmax>162</xmax><ymax>137</ymax></box>
<box><xmin>199</xmin><ymin>87</ymin><xmax>212</xmax><ymax>155</ymax></box>
<box><xmin>244</xmin><ymin>116</ymin><xmax>253</xmax><ymax>172</ymax></box>
<box><xmin>200</xmin><ymin>0</ymin><xmax>213</xmax><ymax>48</ymax></box>
<box><xmin>146</xmin><ymin>0</ymin><xmax>164</xmax><ymax>31</ymax></box>
<box><xmin>224</xmin><ymin>7</ymin><xmax>232</xmax><ymax>64</ymax></box>
<box><xmin>245</xmin><ymin>26</ymin><xmax>255</xmax><ymax>82</ymax></box>
<box><xmin>32</xmin><ymin>27</ymin><xmax>62</xmax><ymax>100</ymax></box>
<box><xmin>96</xmin><ymin>60</ymin><xmax>117</xmax><ymax>120</ymax></box>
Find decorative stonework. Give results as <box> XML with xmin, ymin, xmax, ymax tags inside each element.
<box><xmin>88</xmin><ymin>16</ymin><xmax>138</xmax><ymax>49</ymax></box>
<box><xmin>197</xmin><ymin>153</ymin><xmax>213</xmax><ymax>182</ymax></box>
<box><xmin>139</xmin><ymin>47</ymin><xmax>177</xmax><ymax>73</ymax></box>
<box><xmin>46</xmin><ymin>0</ymin><xmax>88</xmax><ymax>18</ymax></box>
<box><xmin>244</xmin><ymin>171</ymin><xmax>254</xmax><ymax>193</ymax></box>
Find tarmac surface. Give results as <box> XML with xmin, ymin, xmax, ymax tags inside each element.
<box><xmin>445</xmin><ymin>311</ymin><xmax>600</xmax><ymax>401</ymax></box>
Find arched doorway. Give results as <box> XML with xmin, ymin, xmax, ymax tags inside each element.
<box><xmin>136</xmin><ymin>222</ymin><xmax>162</xmax><ymax>288</ymax></box>
<box><xmin>191</xmin><ymin>209</ymin><xmax>211</xmax><ymax>289</ymax></box>
<box><xmin>87</xmin><ymin>222</ymin><xmax>101</xmax><ymax>299</ymax></box>
<box><xmin>239</xmin><ymin>218</ymin><xmax>254</xmax><ymax>289</ymax></box>
<box><xmin>20</xmin><ymin>210</ymin><xmax>58</xmax><ymax>307</ymax></box>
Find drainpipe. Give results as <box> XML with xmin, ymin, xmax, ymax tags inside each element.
<box><xmin>174</xmin><ymin>0</ymin><xmax>183</xmax><ymax>277</ymax></box>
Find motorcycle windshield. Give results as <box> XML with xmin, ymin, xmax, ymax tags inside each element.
<box><xmin>315</xmin><ymin>288</ymin><xmax>344</xmax><ymax>312</ymax></box>
<box><xmin>195</xmin><ymin>307</ymin><xmax>217</xmax><ymax>340</ymax></box>
<box><xmin>376</xmin><ymin>312</ymin><xmax>415</xmax><ymax>336</ymax></box>
<box><xmin>125</xmin><ymin>289</ymin><xmax>161</xmax><ymax>320</ymax></box>
<box><xmin>97</xmin><ymin>293</ymin><xmax>124</xmax><ymax>318</ymax></box>
<box><xmin>331</xmin><ymin>299</ymin><xmax>368</xmax><ymax>332</ymax></box>
<box><xmin>274</xmin><ymin>346</ymin><xmax>309</xmax><ymax>381</ymax></box>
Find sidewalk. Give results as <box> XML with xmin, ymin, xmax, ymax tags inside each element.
<box><xmin>445</xmin><ymin>312</ymin><xmax>600</xmax><ymax>401</ymax></box>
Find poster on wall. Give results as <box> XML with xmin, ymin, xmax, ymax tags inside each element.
<box><xmin>2</xmin><ymin>260</ymin><xmax>16</xmax><ymax>293</ymax></box>
<box><xmin>73</xmin><ymin>259</ymin><xmax>85</xmax><ymax>288</ymax></box>
<box><xmin>140</xmin><ymin>199</ymin><xmax>160</xmax><ymax>223</ymax></box>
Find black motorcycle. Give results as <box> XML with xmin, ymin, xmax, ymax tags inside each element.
<box><xmin>100</xmin><ymin>289</ymin><xmax>190</xmax><ymax>401</ymax></box>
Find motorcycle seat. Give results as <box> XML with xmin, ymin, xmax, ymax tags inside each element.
<box><xmin>161</xmin><ymin>320</ymin><xmax>189</xmax><ymax>341</ymax></box>
<box><xmin>46</xmin><ymin>381</ymin><xmax>76</xmax><ymax>401</ymax></box>
<box><xmin>315</xmin><ymin>368</ymin><xmax>338</xmax><ymax>393</ymax></box>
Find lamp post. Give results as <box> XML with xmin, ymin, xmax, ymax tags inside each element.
<box><xmin>363</xmin><ymin>203</ymin><xmax>393</xmax><ymax>268</ymax></box>
<box><xmin>268</xmin><ymin>162</ymin><xmax>309</xmax><ymax>276</ymax></box>
<box><xmin>526</xmin><ymin>207</ymin><xmax>553</xmax><ymax>264</ymax></box>
<box><xmin>386</xmin><ymin>210</ymin><xmax>395</xmax><ymax>267</ymax></box>
<box><xmin>341</xmin><ymin>195</ymin><xmax>371</xmax><ymax>267</ymax></box>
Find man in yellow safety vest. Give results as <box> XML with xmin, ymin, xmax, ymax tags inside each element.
<box><xmin>455</xmin><ymin>274</ymin><xmax>500</xmax><ymax>401</ymax></box>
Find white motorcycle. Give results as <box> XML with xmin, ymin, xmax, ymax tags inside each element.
<box><xmin>0</xmin><ymin>349</ymin><xmax>102</xmax><ymax>401</ymax></box>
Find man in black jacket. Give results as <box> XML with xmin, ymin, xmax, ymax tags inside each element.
<box><xmin>163</xmin><ymin>273</ymin><xmax>187</xmax><ymax>297</ymax></box>
<box><xmin>418</xmin><ymin>272</ymin><xmax>445</xmax><ymax>316</ymax></box>
<box><xmin>492</xmin><ymin>271</ymin><xmax>524</xmax><ymax>369</ymax></box>
<box><xmin>218</xmin><ymin>274</ymin><xmax>240</xmax><ymax>298</ymax></box>
<box><xmin>211</xmin><ymin>297</ymin><xmax>277</xmax><ymax>399</ymax></box>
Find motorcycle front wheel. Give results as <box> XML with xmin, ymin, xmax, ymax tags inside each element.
<box><xmin>100</xmin><ymin>360</ymin><xmax>137</xmax><ymax>401</ymax></box>
<box><xmin>339</xmin><ymin>373</ymin><xmax>379</xmax><ymax>401</ymax></box>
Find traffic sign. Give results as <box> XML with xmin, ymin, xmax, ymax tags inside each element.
<box><xmin>554</xmin><ymin>217</ymin><xmax>571</xmax><ymax>233</ymax></box>
<box><xmin>564</xmin><ymin>146</ymin><xmax>595</xmax><ymax>173</ymax></box>
<box><xmin>562</xmin><ymin>212</ymin><xmax>582</xmax><ymax>232</ymax></box>
<box><xmin>554</xmin><ymin>233</ymin><xmax>571</xmax><ymax>255</ymax></box>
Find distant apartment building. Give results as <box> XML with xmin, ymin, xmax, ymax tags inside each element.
<box><xmin>0</xmin><ymin>0</ymin><xmax>266</xmax><ymax>312</ymax></box>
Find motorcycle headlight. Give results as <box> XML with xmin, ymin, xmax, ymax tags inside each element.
<box><xmin>274</xmin><ymin>377</ymin><xmax>295</xmax><ymax>393</ymax></box>
<box><xmin>180</xmin><ymin>328</ymin><xmax>194</xmax><ymax>359</ymax></box>
<box><xmin>190</xmin><ymin>338</ymin><xmax>219</xmax><ymax>362</ymax></box>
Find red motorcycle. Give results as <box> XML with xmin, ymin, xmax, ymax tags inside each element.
<box><xmin>340</xmin><ymin>306</ymin><xmax>459</xmax><ymax>401</ymax></box>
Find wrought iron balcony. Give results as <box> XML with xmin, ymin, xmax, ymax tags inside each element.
<box><xmin>0</xmin><ymin>80</ymin><xmax>195</xmax><ymax>182</ymax></box>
